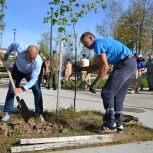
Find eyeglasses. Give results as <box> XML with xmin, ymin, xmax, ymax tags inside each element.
<box><xmin>27</xmin><ymin>54</ymin><xmax>36</xmax><ymax>62</ymax></box>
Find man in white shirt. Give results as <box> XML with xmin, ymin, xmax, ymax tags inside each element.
<box><xmin>80</xmin><ymin>54</ymin><xmax>91</xmax><ymax>89</ymax></box>
<box><xmin>1</xmin><ymin>43</ymin><xmax>45</xmax><ymax>122</ymax></box>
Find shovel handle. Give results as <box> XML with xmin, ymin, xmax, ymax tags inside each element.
<box><xmin>6</xmin><ymin>68</ymin><xmax>16</xmax><ymax>90</ymax></box>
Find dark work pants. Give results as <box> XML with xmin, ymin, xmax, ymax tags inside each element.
<box><xmin>4</xmin><ymin>65</ymin><xmax>43</xmax><ymax>115</ymax></box>
<box><xmin>101</xmin><ymin>57</ymin><xmax>137</xmax><ymax>127</ymax></box>
<box><xmin>52</xmin><ymin>71</ymin><xmax>57</xmax><ymax>89</ymax></box>
<box><xmin>147</xmin><ymin>73</ymin><xmax>153</xmax><ymax>90</ymax></box>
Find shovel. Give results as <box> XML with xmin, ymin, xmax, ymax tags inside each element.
<box><xmin>5</xmin><ymin>64</ymin><xmax>31</xmax><ymax>122</ymax></box>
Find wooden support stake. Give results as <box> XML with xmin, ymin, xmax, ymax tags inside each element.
<box><xmin>12</xmin><ymin>135</ymin><xmax>114</xmax><ymax>153</ymax></box>
<box><xmin>20</xmin><ymin>134</ymin><xmax>113</xmax><ymax>145</ymax></box>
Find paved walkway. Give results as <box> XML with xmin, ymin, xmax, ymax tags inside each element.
<box><xmin>46</xmin><ymin>141</ymin><xmax>153</xmax><ymax>153</ymax></box>
<box><xmin>0</xmin><ymin>87</ymin><xmax>153</xmax><ymax>153</ymax></box>
<box><xmin>1</xmin><ymin>87</ymin><xmax>153</xmax><ymax>128</ymax></box>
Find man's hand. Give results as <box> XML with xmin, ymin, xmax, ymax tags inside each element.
<box><xmin>89</xmin><ymin>83</ymin><xmax>96</xmax><ymax>94</ymax></box>
<box><xmin>14</xmin><ymin>87</ymin><xmax>24</xmax><ymax>95</ymax></box>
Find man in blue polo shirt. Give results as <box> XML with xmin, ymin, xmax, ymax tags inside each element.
<box><xmin>1</xmin><ymin>43</ymin><xmax>45</xmax><ymax>122</ymax></box>
<box><xmin>80</xmin><ymin>32</ymin><xmax>137</xmax><ymax>132</ymax></box>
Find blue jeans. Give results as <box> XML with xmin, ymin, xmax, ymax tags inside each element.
<box><xmin>101</xmin><ymin>57</ymin><xmax>137</xmax><ymax>127</ymax></box>
<box><xmin>4</xmin><ymin>65</ymin><xmax>43</xmax><ymax>115</ymax></box>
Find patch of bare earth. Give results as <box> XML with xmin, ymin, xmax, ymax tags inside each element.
<box><xmin>0</xmin><ymin>110</ymin><xmax>153</xmax><ymax>153</ymax></box>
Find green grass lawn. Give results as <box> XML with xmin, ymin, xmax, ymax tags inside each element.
<box><xmin>0</xmin><ymin>75</ymin><xmax>149</xmax><ymax>90</ymax></box>
<box><xmin>61</xmin><ymin>75</ymin><xmax>148</xmax><ymax>90</ymax></box>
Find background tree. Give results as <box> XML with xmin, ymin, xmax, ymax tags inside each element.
<box><xmin>62</xmin><ymin>35</ymin><xmax>74</xmax><ymax>63</ymax></box>
<box><xmin>96</xmin><ymin>0</ymin><xmax>123</xmax><ymax>38</ymax></box>
<box><xmin>114</xmin><ymin>0</ymin><xmax>153</xmax><ymax>55</ymax></box>
<box><xmin>96</xmin><ymin>24</ymin><xmax>111</xmax><ymax>38</ymax></box>
<box><xmin>53</xmin><ymin>32</ymin><xmax>74</xmax><ymax>65</ymax></box>
<box><xmin>0</xmin><ymin>0</ymin><xmax>6</xmax><ymax>48</ymax></box>
<box><xmin>96</xmin><ymin>0</ymin><xmax>153</xmax><ymax>55</ymax></box>
<box><xmin>44</xmin><ymin>0</ymin><xmax>107</xmax><ymax>129</ymax></box>
<box><xmin>37</xmin><ymin>32</ymin><xmax>50</xmax><ymax>57</ymax></box>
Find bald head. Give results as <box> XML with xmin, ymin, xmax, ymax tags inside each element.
<box><xmin>26</xmin><ymin>45</ymin><xmax>38</xmax><ymax>62</ymax></box>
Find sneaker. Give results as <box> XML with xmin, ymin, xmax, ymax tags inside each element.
<box><xmin>102</xmin><ymin>125</ymin><xmax>117</xmax><ymax>132</ymax></box>
<box><xmin>37</xmin><ymin>114</ymin><xmax>45</xmax><ymax>123</ymax></box>
<box><xmin>117</xmin><ymin>125</ymin><xmax>124</xmax><ymax>133</ymax></box>
<box><xmin>53</xmin><ymin>85</ymin><xmax>57</xmax><ymax>90</ymax></box>
<box><xmin>131</xmin><ymin>90</ymin><xmax>135</xmax><ymax>94</ymax></box>
<box><xmin>53</xmin><ymin>87</ymin><xmax>57</xmax><ymax>90</ymax></box>
<box><xmin>1</xmin><ymin>112</ymin><xmax>10</xmax><ymax>122</ymax></box>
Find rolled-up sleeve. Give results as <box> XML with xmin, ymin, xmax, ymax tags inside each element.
<box><xmin>23</xmin><ymin>63</ymin><xmax>42</xmax><ymax>90</ymax></box>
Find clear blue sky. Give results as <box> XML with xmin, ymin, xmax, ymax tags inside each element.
<box><xmin>2</xmin><ymin>0</ymin><xmax>128</xmax><ymax>49</ymax></box>
<box><xmin>2</xmin><ymin>0</ymin><xmax>51</xmax><ymax>48</ymax></box>
<box><xmin>2</xmin><ymin>0</ymin><xmax>110</xmax><ymax>48</ymax></box>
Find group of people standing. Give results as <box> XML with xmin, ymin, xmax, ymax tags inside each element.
<box><xmin>131</xmin><ymin>53</ymin><xmax>153</xmax><ymax>93</ymax></box>
<box><xmin>146</xmin><ymin>54</ymin><xmax>153</xmax><ymax>91</ymax></box>
<box><xmin>39</xmin><ymin>50</ymin><xmax>58</xmax><ymax>90</ymax></box>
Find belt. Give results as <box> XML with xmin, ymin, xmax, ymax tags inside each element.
<box><xmin>119</xmin><ymin>56</ymin><xmax>135</xmax><ymax>63</ymax></box>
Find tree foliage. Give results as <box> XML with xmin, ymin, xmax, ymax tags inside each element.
<box><xmin>0</xmin><ymin>0</ymin><xmax>6</xmax><ymax>47</ymax></box>
<box><xmin>44</xmin><ymin>0</ymin><xmax>107</xmax><ymax>127</ymax></box>
<box><xmin>114</xmin><ymin>0</ymin><xmax>153</xmax><ymax>53</ymax></box>
<box><xmin>45</xmin><ymin>0</ymin><xmax>106</xmax><ymax>34</ymax></box>
<box><xmin>0</xmin><ymin>0</ymin><xmax>6</xmax><ymax>30</ymax></box>
<box><xmin>96</xmin><ymin>0</ymin><xmax>123</xmax><ymax>38</ymax></box>
<box><xmin>44</xmin><ymin>0</ymin><xmax>107</xmax><ymax>64</ymax></box>
<box><xmin>54</xmin><ymin>32</ymin><xmax>74</xmax><ymax>63</ymax></box>
<box><xmin>44</xmin><ymin>0</ymin><xmax>107</xmax><ymax>68</ymax></box>
<box><xmin>37</xmin><ymin>32</ymin><xmax>50</xmax><ymax>57</ymax></box>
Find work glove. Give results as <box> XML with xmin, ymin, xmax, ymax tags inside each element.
<box><xmin>89</xmin><ymin>83</ymin><xmax>96</xmax><ymax>94</ymax></box>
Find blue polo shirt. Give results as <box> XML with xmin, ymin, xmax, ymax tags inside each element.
<box><xmin>93</xmin><ymin>39</ymin><xmax>133</xmax><ymax>65</ymax></box>
<box><xmin>6</xmin><ymin>43</ymin><xmax>42</xmax><ymax>91</ymax></box>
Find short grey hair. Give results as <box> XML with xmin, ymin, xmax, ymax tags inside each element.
<box><xmin>80</xmin><ymin>32</ymin><xmax>95</xmax><ymax>41</ymax></box>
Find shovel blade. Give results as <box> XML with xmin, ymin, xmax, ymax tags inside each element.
<box><xmin>16</xmin><ymin>96</ymin><xmax>31</xmax><ymax>122</ymax></box>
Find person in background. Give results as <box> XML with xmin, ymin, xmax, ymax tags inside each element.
<box><xmin>40</xmin><ymin>57</ymin><xmax>47</xmax><ymax>87</ymax></box>
<box><xmin>44</xmin><ymin>57</ymin><xmax>51</xmax><ymax>89</ymax></box>
<box><xmin>51</xmin><ymin>50</ymin><xmax>58</xmax><ymax>90</ymax></box>
<box><xmin>80</xmin><ymin>54</ymin><xmax>91</xmax><ymax>89</ymax></box>
<box><xmin>146</xmin><ymin>54</ymin><xmax>153</xmax><ymax>91</ymax></box>
<box><xmin>38</xmin><ymin>51</ymin><xmax>44</xmax><ymax>88</ymax></box>
<box><xmin>1</xmin><ymin>43</ymin><xmax>45</xmax><ymax>122</ymax></box>
<box><xmin>131</xmin><ymin>53</ymin><xmax>145</xmax><ymax>93</ymax></box>
<box><xmin>64</xmin><ymin>58</ymin><xmax>72</xmax><ymax>83</ymax></box>
<box><xmin>79</xmin><ymin>32</ymin><xmax>136</xmax><ymax>132</ymax></box>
